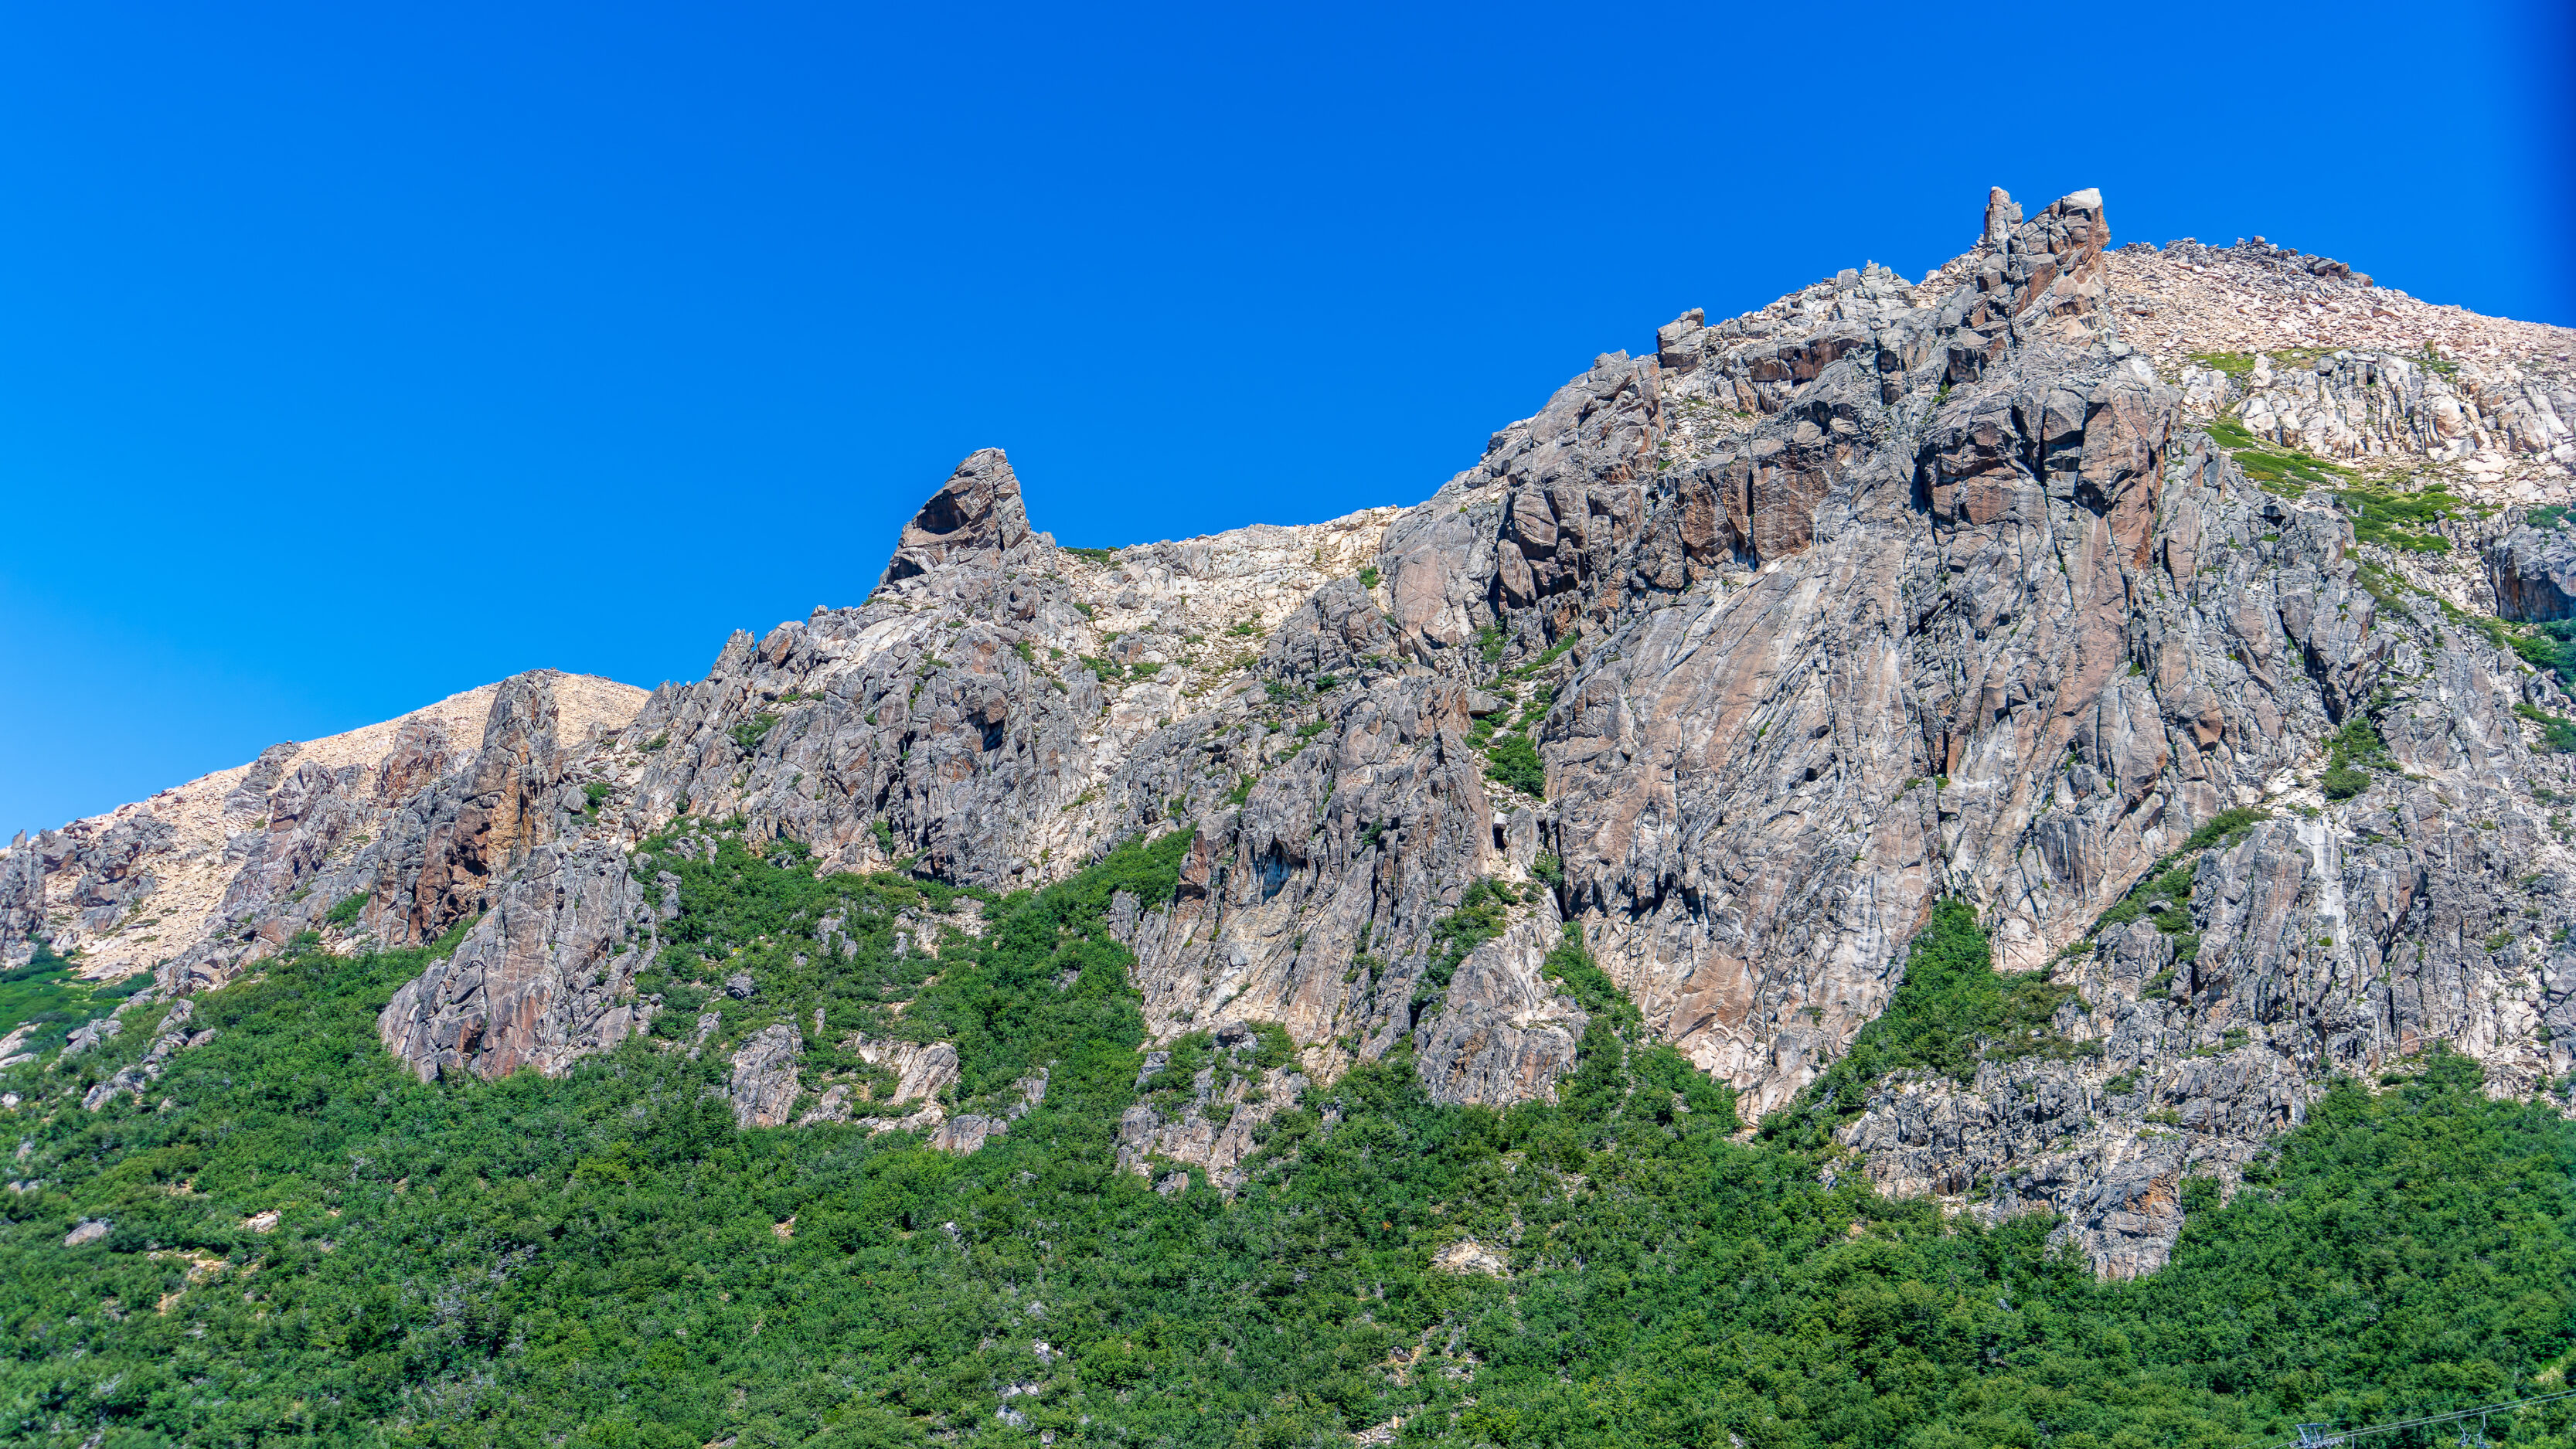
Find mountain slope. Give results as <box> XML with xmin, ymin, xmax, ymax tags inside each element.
<box><xmin>8</xmin><ymin>184</ymin><xmax>2576</xmax><ymax>1290</ymax></box>
<box><xmin>1</xmin><ymin>674</ymin><xmax>644</xmax><ymax>983</ymax></box>
<box><xmin>7</xmin><ymin>840</ymin><xmax>2574</xmax><ymax>1447</ymax></box>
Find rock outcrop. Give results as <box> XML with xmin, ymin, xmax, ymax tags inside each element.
<box><xmin>1115</xmin><ymin>1022</ymin><xmax>1308</xmax><ymax>1193</ymax></box>
<box><xmin>727</xmin><ymin>1022</ymin><xmax>805</xmax><ymax>1128</ymax></box>
<box><xmin>880</xmin><ymin>448</ymin><xmax>1038</xmax><ymax>583</ymax></box>
<box><xmin>0</xmin><ymin>672</ymin><xmax>644</xmax><ymax>985</ymax></box>
<box><xmin>375</xmin><ymin>841</ymin><xmax>654</xmax><ymax>1081</ymax></box>
<box><xmin>15</xmin><ymin>185</ymin><xmax>2576</xmax><ymax>1276</ymax></box>
<box><xmin>2490</xmin><ymin>518</ymin><xmax>2576</xmax><ymax>621</ymax></box>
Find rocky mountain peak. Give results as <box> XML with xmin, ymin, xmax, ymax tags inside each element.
<box><xmin>1982</xmin><ymin>185</ymin><xmax>2023</xmax><ymax>247</ymax></box>
<box><xmin>879</xmin><ymin>446</ymin><xmax>1036</xmax><ymax>584</ymax></box>
<box><xmin>13</xmin><ymin>185</ymin><xmax>2576</xmax><ymax>1280</ymax></box>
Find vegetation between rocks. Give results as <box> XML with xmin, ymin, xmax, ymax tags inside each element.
<box><xmin>5</xmin><ymin>846</ymin><xmax>2574</xmax><ymax>1449</ymax></box>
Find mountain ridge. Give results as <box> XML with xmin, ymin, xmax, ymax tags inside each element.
<box><xmin>9</xmin><ymin>185</ymin><xmax>2576</xmax><ymax>1282</ymax></box>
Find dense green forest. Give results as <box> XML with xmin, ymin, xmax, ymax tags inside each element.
<box><xmin>5</xmin><ymin>828</ymin><xmax>2574</xmax><ymax>1447</ymax></box>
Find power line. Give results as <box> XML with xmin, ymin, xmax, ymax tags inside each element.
<box><xmin>2285</xmin><ymin>1386</ymin><xmax>2576</xmax><ymax>1447</ymax></box>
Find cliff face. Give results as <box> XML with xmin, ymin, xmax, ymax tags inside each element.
<box><xmin>10</xmin><ymin>186</ymin><xmax>2576</xmax><ymax>1276</ymax></box>
<box><xmin>1</xmin><ymin>673</ymin><xmax>645</xmax><ymax>984</ymax></box>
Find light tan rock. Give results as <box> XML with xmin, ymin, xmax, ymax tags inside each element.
<box><xmin>1431</xmin><ymin>1237</ymin><xmax>1509</xmax><ymax>1277</ymax></box>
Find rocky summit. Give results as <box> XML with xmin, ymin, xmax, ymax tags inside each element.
<box><xmin>10</xmin><ymin>188</ymin><xmax>2576</xmax><ymax>1446</ymax></box>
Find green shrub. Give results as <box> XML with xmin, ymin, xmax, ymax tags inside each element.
<box><xmin>2321</xmin><ymin>717</ymin><xmax>2389</xmax><ymax>798</ymax></box>
<box><xmin>2204</xmin><ymin>416</ymin><xmax>2356</xmax><ymax>495</ymax></box>
<box><xmin>2335</xmin><ymin>479</ymin><xmax>2459</xmax><ymax>553</ymax></box>
<box><xmin>730</xmin><ymin>712</ymin><xmax>780</xmax><ymax>753</ymax></box>
<box><xmin>1485</xmin><ymin>733</ymin><xmax>1545</xmax><ymax>796</ymax></box>
<box><xmin>1536</xmin><ymin>923</ymin><xmax>1642</xmax><ymax>1035</ymax></box>
<box><xmin>1805</xmin><ymin>898</ymin><xmax>2004</xmax><ymax>1088</ymax></box>
<box><xmin>1504</xmin><ymin>634</ymin><xmax>1577</xmax><ymax>681</ymax></box>
<box><xmin>3</xmin><ymin>853</ymin><xmax>2568</xmax><ymax>1449</ymax></box>
<box><xmin>2180</xmin><ymin>807</ymin><xmax>2269</xmax><ymax>853</ymax></box>
<box><xmin>2187</xmin><ymin>351</ymin><xmax>2258</xmax><ymax>378</ymax></box>
<box><xmin>2097</xmin><ymin>859</ymin><xmax>2201</xmax><ymax>934</ymax></box>
<box><xmin>2507</xmin><ymin>624</ymin><xmax>2576</xmax><ymax>690</ymax></box>
<box><xmin>2515</xmin><ymin>700</ymin><xmax>2576</xmax><ymax>753</ymax></box>
<box><xmin>1415</xmin><ymin>879</ymin><xmax>1516</xmax><ymax>1010</ymax></box>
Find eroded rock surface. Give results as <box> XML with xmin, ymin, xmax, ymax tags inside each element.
<box><xmin>16</xmin><ymin>185</ymin><xmax>2576</xmax><ymax>1270</ymax></box>
<box><xmin>2491</xmin><ymin>519</ymin><xmax>2576</xmax><ymax>621</ymax></box>
<box><xmin>728</xmin><ymin>1023</ymin><xmax>805</xmax><ymax>1128</ymax></box>
<box><xmin>375</xmin><ymin>841</ymin><xmax>653</xmax><ymax>1082</ymax></box>
<box><xmin>0</xmin><ymin>672</ymin><xmax>643</xmax><ymax>984</ymax></box>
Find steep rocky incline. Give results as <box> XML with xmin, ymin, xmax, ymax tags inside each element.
<box><xmin>10</xmin><ymin>185</ymin><xmax>2576</xmax><ymax>1277</ymax></box>
<box><xmin>2</xmin><ymin>673</ymin><xmax>644</xmax><ymax>984</ymax></box>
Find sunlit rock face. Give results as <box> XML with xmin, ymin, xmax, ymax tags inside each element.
<box><xmin>19</xmin><ymin>186</ymin><xmax>2576</xmax><ymax>1275</ymax></box>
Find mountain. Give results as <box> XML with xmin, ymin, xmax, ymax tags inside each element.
<box><xmin>8</xmin><ymin>188</ymin><xmax>2576</xmax><ymax>1447</ymax></box>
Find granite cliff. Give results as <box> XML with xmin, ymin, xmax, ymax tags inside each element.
<box><xmin>10</xmin><ymin>186</ymin><xmax>2576</xmax><ymax>1276</ymax></box>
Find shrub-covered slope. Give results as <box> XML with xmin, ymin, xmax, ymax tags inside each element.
<box><xmin>6</xmin><ymin>840</ymin><xmax>2572</xmax><ymax>1448</ymax></box>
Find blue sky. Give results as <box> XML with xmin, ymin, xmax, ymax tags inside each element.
<box><xmin>4</xmin><ymin>0</ymin><xmax>2570</xmax><ymax>835</ymax></box>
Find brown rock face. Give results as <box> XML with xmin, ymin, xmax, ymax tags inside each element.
<box><xmin>374</xmin><ymin>719</ymin><xmax>454</xmax><ymax>806</ymax></box>
<box><xmin>0</xmin><ymin>669</ymin><xmax>641</xmax><ymax>994</ymax></box>
<box><xmin>376</xmin><ymin>841</ymin><xmax>651</xmax><ymax>1081</ymax></box>
<box><xmin>359</xmin><ymin>188</ymin><xmax>2560</xmax><ymax>1270</ymax></box>
<box><xmin>407</xmin><ymin>674</ymin><xmax>568</xmax><ymax>943</ymax></box>
<box><xmin>879</xmin><ymin>447</ymin><xmax>1036</xmax><ymax>585</ymax></box>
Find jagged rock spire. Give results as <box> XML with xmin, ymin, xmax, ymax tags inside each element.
<box><xmin>879</xmin><ymin>447</ymin><xmax>1034</xmax><ymax>585</ymax></box>
<box><xmin>1982</xmin><ymin>186</ymin><xmax>2023</xmax><ymax>249</ymax></box>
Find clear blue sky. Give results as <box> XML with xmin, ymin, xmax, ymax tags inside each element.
<box><xmin>5</xmin><ymin>0</ymin><xmax>2570</xmax><ymax>836</ymax></box>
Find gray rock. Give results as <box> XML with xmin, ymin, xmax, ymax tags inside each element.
<box><xmin>31</xmin><ymin>184</ymin><xmax>2576</xmax><ymax>1281</ymax></box>
<box><xmin>1115</xmin><ymin>1021</ymin><xmax>1306</xmax><ymax>1192</ymax></box>
<box><xmin>727</xmin><ymin>1022</ymin><xmax>804</xmax><ymax>1128</ymax></box>
<box><xmin>376</xmin><ymin>840</ymin><xmax>652</xmax><ymax>1081</ymax></box>
<box><xmin>62</xmin><ymin>1016</ymin><xmax>121</xmax><ymax>1056</ymax></box>
<box><xmin>2490</xmin><ymin>522</ymin><xmax>2576</xmax><ymax>621</ymax></box>
<box><xmin>1413</xmin><ymin>906</ymin><xmax>1587</xmax><ymax>1107</ymax></box>
<box><xmin>1656</xmin><ymin>309</ymin><xmax>1707</xmax><ymax>372</ymax></box>
<box><xmin>847</xmin><ymin>1037</ymin><xmax>959</xmax><ymax>1109</ymax></box>
<box><xmin>796</xmin><ymin>1083</ymin><xmax>855</xmax><ymax>1126</ymax></box>
<box><xmin>0</xmin><ymin>832</ymin><xmax>41</xmax><ymax>968</ymax></box>
<box><xmin>931</xmin><ymin>1114</ymin><xmax>1009</xmax><ymax>1153</ymax></box>
<box><xmin>80</xmin><ymin>999</ymin><xmax>205</xmax><ymax>1111</ymax></box>
<box><xmin>1983</xmin><ymin>186</ymin><xmax>2023</xmax><ymax>250</ymax></box>
<box><xmin>879</xmin><ymin>448</ymin><xmax>1035</xmax><ymax>586</ymax></box>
